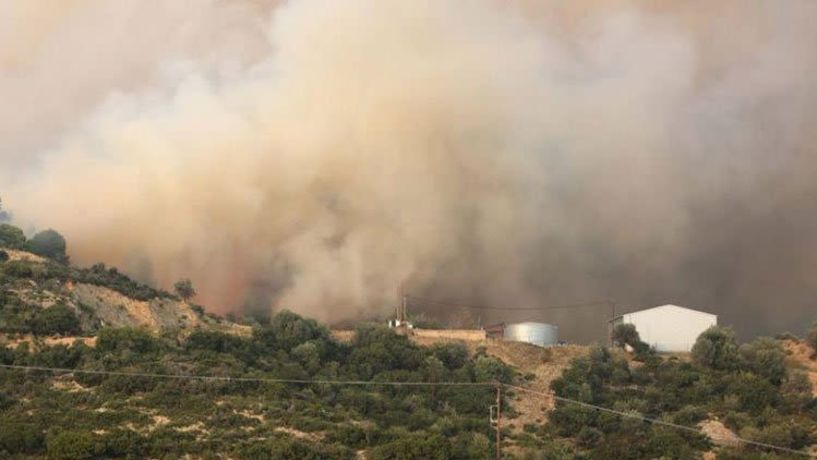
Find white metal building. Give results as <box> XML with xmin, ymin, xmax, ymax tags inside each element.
<box><xmin>610</xmin><ymin>304</ymin><xmax>717</xmax><ymax>352</ymax></box>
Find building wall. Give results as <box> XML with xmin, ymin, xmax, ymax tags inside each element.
<box><xmin>413</xmin><ymin>329</ymin><xmax>487</xmax><ymax>341</ymax></box>
<box><xmin>619</xmin><ymin>305</ymin><xmax>716</xmax><ymax>352</ymax></box>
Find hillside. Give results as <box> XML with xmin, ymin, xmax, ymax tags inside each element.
<box><xmin>4</xmin><ymin>237</ymin><xmax>817</xmax><ymax>458</ymax></box>
<box><xmin>0</xmin><ymin>246</ymin><xmax>248</xmax><ymax>349</ymax></box>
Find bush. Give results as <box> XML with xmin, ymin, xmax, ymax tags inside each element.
<box><xmin>238</xmin><ymin>437</ymin><xmax>350</xmax><ymax>460</ymax></box>
<box><xmin>96</xmin><ymin>327</ymin><xmax>163</xmax><ymax>364</ymax></box>
<box><xmin>2</xmin><ymin>260</ymin><xmax>35</xmax><ymax>278</ymax></box>
<box><xmin>76</xmin><ymin>263</ymin><xmax>171</xmax><ymax>301</ymax></box>
<box><xmin>0</xmin><ymin>421</ymin><xmax>45</xmax><ymax>454</ymax></box>
<box><xmin>29</xmin><ymin>304</ymin><xmax>80</xmax><ymax>336</ymax></box>
<box><xmin>576</xmin><ymin>426</ymin><xmax>604</xmax><ymax>448</ymax></box>
<box><xmin>473</xmin><ymin>355</ymin><xmax>514</xmax><ymax>383</ymax></box>
<box><xmin>0</xmin><ymin>223</ymin><xmax>26</xmax><ymax>249</ymax></box>
<box><xmin>27</xmin><ymin>229</ymin><xmax>69</xmax><ymax>263</ymax></box>
<box><xmin>692</xmin><ymin>326</ymin><xmax>740</xmax><ymax>370</ymax></box>
<box><xmin>254</xmin><ymin>310</ymin><xmax>331</xmax><ymax>351</ymax></box>
<box><xmin>671</xmin><ymin>405</ymin><xmax>707</xmax><ymax>426</ymax></box>
<box><xmin>185</xmin><ymin>330</ymin><xmax>246</xmax><ymax>354</ymax></box>
<box><xmin>174</xmin><ymin>278</ymin><xmax>196</xmax><ymax>301</ymax></box>
<box><xmin>46</xmin><ymin>431</ymin><xmax>95</xmax><ymax>460</ymax></box>
<box><xmin>739</xmin><ymin>337</ymin><xmax>787</xmax><ymax>384</ymax></box>
<box><xmin>0</xmin><ymin>250</ymin><xmax>8</xmax><ymax>262</ymax></box>
<box><xmin>612</xmin><ymin>323</ymin><xmax>641</xmax><ymax>348</ymax></box>
<box><xmin>370</xmin><ymin>433</ymin><xmax>451</xmax><ymax>460</ymax></box>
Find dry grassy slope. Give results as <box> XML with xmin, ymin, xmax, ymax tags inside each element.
<box><xmin>1</xmin><ymin>249</ymin><xmax>245</xmax><ymax>348</ymax></box>
<box><xmin>68</xmin><ymin>282</ymin><xmax>203</xmax><ymax>330</ymax></box>
<box><xmin>783</xmin><ymin>339</ymin><xmax>817</xmax><ymax>396</ymax></box>
<box><xmin>4</xmin><ymin>249</ymin><xmax>47</xmax><ymax>263</ymax></box>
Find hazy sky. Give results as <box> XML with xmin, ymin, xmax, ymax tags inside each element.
<box><xmin>2</xmin><ymin>0</ymin><xmax>817</xmax><ymax>341</ymax></box>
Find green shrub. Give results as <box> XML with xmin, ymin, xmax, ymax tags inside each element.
<box><xmin>238</xmin><ymin>437</ymin><xmax>350</xmax><ymax>460</ymax></box>
<box><xmin>576</xmin><ymin>426</ymin><xmax>603</xmax><ymax>448</ymax></box>
<box><xmin>2</xmin><ymin>260</ymin><xmax>36</xmax><ymax>278</ymax></box>
<box><xmin>185</xmin><ymin>330</ymin><xmax>246</xmax><ymax>354</ymax></box>
<box><xmin>46</xmin><ymin>431</ymin><xmax>95</xmax><ymax>460</ymax></box>
<box><xmin>612</xmin><ymin>323</ymin><xmax>640</xmax><ymax>348</ymax></box>
<box><xmin>29</xmin><ymin>304</ymin><xmax>80</xmax><ymax>336</ymax></box>
<box><xmin>174</xmin><ymin>278</ymin><xmax>196</xmax><ymax>301</ymax></box>
<box><xmin>728</xmin><ymin>372</ymin><xmax>779</xmax><ymax>414</ymax></box>
<box><xmin>429</xmin><ymin>342</ymin><xmax>469</xmax><ymax>370</ymax></box>
<box><xmin>96</xmin><ymin>327</ymin><xmax>163</xmax><ymax>365</ymax></box>
<box><xmin>27</xmin><ymin>229</ymin><xmax>69</xmax><ymax>263</ymax></box>
<box><xmin>671</xmin><ymin>405</ymin><xmax>707</xmax><ymax>426</ymax></box>
<box><xmin>0</xmin><ymin>250</ymin><xmax>8</xmax><ymax>262</ymax></box>
<box><xmin>739</xmin><ymin>337</ymin><xmax>787</xmax><ymax>384</ymax></box>
<box><xmin>0</xmin><ymin>421</ymin><xmax>45</xmax><ymax>454</ymax></box>
<box><xmin>0</xmin><ymin>223</ymin><xmax>26</xmax><ymax>249</ymax></box>
<box><xmin>76</xmin><ymin>263</ymin><xmax>172</xmax><ymax>301</ymax></box>
<box><xmin>692</xmin><ymin>326</ymin><xmax>740</xmax><ymax>370</ymax></box>
<box><xmin>370</xmin><ymin>433</ymin><xmax>451</xmax><ymax>460</ymax></box>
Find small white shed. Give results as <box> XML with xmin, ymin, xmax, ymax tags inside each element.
<box><xmin>610</xmin><ymin>304</ymin><xmax>717</xmax><ymax>352</ymax></box>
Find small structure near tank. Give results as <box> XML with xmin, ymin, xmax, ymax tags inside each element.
<box><xmin>484</xmin><ymin>321</ymin><xmax>559</xmax><ymax>347</ymax></box>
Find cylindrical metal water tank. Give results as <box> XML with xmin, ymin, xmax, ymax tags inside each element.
<box><xmin>503</xmin><ymin>322</ymin><xmax>558</xmax><ymax>346</ymax></box>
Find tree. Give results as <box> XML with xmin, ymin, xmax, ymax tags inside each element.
<box><xmin>27</xmin><ymin>229</ymin><xmax>69</xmax><ymax>263</ymax></box>
<box><xmin>691</xmin><ymin>326</ymin><xmax>740</xmax><ymax>370</ymax></box>
<box><xmin>174</xmin><ymin>278</ymin><xmax>196</xmax><ymax>302</ymax></box>
<box><xmin>0</xmin><ymin>223</ymin><xmax>25</xmax><ymax>249</ymax></box>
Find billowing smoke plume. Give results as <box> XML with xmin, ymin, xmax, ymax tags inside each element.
<box><xmin>3</xmin><ymin>0</ymin><xmax>817</xmax><ymax>340</ymax></box>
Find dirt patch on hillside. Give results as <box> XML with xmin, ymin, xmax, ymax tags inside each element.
<box><xmin>275</xmin><ymin>426</ymin><xmax>325</xmax><ymax>442</ymax></box>
<box><xmin>2</xmin><ymin>334</ymin><xmax>96</xmax><ymax>350</ymax></box>
<box><xmin>782</xmin><ymin>339</ymin><xmax>817</xmax><ymax>396</ymax></box>
<box><xmin>4</xmin><ymin>249</ymin><xmax>46</xmax><ymax>263</ymax></box>
<box><xmin>492</xmin><ymin>342</ymin><xmax>588</xmax><ymax>431</ymax></box>
<box><xmin>70</xmin><ymin>283</ymin><xmax>203</xmax><ymax>331</ymax></box>
<box><xmin>699</xmin><ymin>419</ymin><xmax>740</xmax><ymax>447</ymax></box>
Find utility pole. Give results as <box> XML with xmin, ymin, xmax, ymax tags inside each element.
<box><xmin>608</xmin><ymin>300</ymin><xmax>617</xmax><ymax>347</ymax></box>
<box><xmin>488</xmin><ymin>382</ymin><xmax>502</xmax><ymax>460</ymax></box>
<box><xmin>495</xmin><ymin>385</ymin><xmax>502</xmax><ymax>460</ymax></box>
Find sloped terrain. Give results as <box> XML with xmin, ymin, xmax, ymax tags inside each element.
<box><xmin>783</xmin><ymin>338</ymin><xmax>817</xmax><ymax>396</ymax></box>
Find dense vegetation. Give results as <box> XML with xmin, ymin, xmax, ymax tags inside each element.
<box><xmin>538</xmin><ymin>325</ymin><xmax>817</xmax><ymax>459</ymax></box>
<box><xmin>0</xmin><ymin>310</ymin><xmax>515</xmax><ymax>459</ymax></box>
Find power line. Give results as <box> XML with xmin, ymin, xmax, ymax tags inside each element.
<box><xmin>503</xmin><ymin>384</ymin><xmax>815</xmax><ymax>458</ymax></box>
<box><xmin>0</xmin><ymin>364</ymin><xmax>493</xmax><ymax>387</ymax></box>
<box><xmin>406</xmin><ymin>294</ymin><xmax>612</xmax><ymax>312</ymax></box>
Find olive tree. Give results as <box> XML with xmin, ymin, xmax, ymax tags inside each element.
<box><xmin>691</xmin><ymin>326</ymin><xmax>740</xmax><ymax>370</ymax></box>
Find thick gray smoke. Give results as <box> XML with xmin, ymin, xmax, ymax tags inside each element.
<box><xmin>3</xmin><ymin>0</ymin><xmax>817</xmax><ymax>340</ymax></box>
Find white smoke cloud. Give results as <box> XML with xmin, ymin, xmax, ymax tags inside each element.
<box><xmin>3</xmin><ymin>0</ymin><xmax>817</xmax><ymax>337</ymax></box>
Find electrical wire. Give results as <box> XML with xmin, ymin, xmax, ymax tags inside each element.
<box><xmin>0</xmin><ymin>363</ymin><xmax>493</xmax><ymax>387</ymax></box>
<box><xmin>502</xmin><ymin>384</ymin><xmax>814</xmax><ymax>458</ymax></box>
<box><xmin>405</xmin><ymin>294</ymin><xmax>612</xmax><ymax>312</ymax></box>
